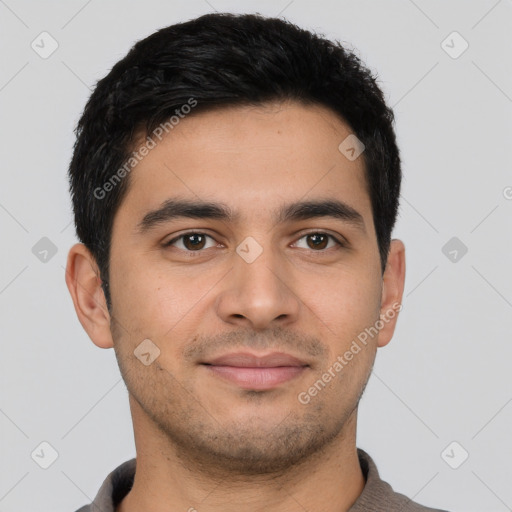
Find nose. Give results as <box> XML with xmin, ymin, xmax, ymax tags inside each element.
<box><xmin>214</xmin><ymin>238</ymin><xmax>301</xmax><ymax>331</ymax></box>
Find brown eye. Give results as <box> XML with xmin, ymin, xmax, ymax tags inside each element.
<box><xmin>306</xmin><ymin>233</ymin><xmax>329</xmax><ymax>250</ymax></box>
<box><xmin>294</xmin><ymin>232</ymin><xmax>343</xmax><ymax>251</ymax></box>
<box><xmin>164</xmin><ymin>232</ymin><xmax>216</xmax><ymax>251</ymax></box>
<box><xmin>182</xmin><ymin>233</ymin><xmax>206</xmax><ymax>250</ymax></box>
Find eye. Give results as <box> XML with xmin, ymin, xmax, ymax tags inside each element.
<box><xmin>163</xmin><ymin>231</ymin><xmax>345</xmax><ymax>254</ymax></box>
<box><xmin>293</xmin><ymin>232</ymin><xmax>344</xmax><ymax>251</ymax></box>
<box><xmin>163</xmin><ymin>232</ymin><xmax>218</xmax><ymax>251</ymax></box>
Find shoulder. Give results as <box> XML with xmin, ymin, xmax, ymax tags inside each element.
<box><xmin>351</xmin><ymin>448</ymin><xmax>451</xmax><ymax>512</ymax></box>
<box><xmin>72</xmin><ymin>458</ymin><xmax>136</xmax><ymax>512</ymax></box>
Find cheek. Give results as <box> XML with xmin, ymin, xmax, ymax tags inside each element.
<box><xmin>108</xmin><ymin>252</ymin><xmax>165</xmax><ymax>337</ymax></box>
<box><xmin>302</xmin><ymin>267</ymin><xmax>381</xmax><ymax>338</ymax></box>
<box><xmin>115</xmin><ymin>274</ymin><xmax>188</xmax><ymax>337</ymax></box>
<box><xmin>110</xmin><ymin>253</ymin><xmax>217</xmax><ymax>359</ymax></box>
<box><xmin>304</xmin><ymin>271</ymin><xmax>380</xmax><ymax>403</ymax></box>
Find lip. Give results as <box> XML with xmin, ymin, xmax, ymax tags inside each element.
<box><xmin>203</xmin><ymin>351</ymin><xmax>308</xmax><ymax>367</ymax></box>
<box><xmin>201</xmin><ymin>351</ymin><xmax>309</xmax><ymax>390</ymax></box>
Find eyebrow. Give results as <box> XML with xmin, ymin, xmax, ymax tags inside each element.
<box><xmin>136</xmin><ymin>198</ymin><xmax>366</xmax><ymax>234</ymax></box>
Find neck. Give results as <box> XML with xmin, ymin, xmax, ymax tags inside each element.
<box><xmin>117</xmin><ymin>398</ymin><xmax>366</xmax><ymax>512</ymax></box>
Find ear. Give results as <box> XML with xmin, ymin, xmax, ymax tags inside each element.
<box><xmin>64</xmin><ymin>243</ymin><xmax>114</xmax><ymax>349</ymax></box>
<box><xmin>377</xmin><ymin>239</ymin><xmax>406</xmax><ymax>348</ymax></box>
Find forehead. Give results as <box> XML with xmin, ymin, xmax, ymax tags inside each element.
<box><xmin>115</xmin><ymin>100</ymin><xmax>372</xmax><ymax>230</ymax></box>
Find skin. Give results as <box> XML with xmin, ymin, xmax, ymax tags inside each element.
<box><xmin>65</xmin><ymin>100</ymin><xmax>405</xmax><ymax>512</ymax></box>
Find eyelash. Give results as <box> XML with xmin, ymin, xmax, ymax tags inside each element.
<box><xmin>162</xmin><ymin>231</ymin><xmax>346</xmax><ymax>254</ymax></box>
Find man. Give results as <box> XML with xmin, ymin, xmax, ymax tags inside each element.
<box><xmin>65</xmin><ymin>12</ymin><xmax>450</xmax><ymax>512</ymax></box>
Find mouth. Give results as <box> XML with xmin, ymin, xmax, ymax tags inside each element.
<box><xmin>200</xmin><ymin>351</ymin><xmax>310</xmax><ymax>390</ymax></box>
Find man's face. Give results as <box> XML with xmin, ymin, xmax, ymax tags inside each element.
<box><xmin>103</xmin><ymin>100</ymin><xmax>393</xmax><ymax>475</ymax></box>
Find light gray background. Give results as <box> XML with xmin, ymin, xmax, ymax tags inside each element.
<box><xmin>1</xmin><ymin>1</ymin><xmax>511</xmax><ymax>511</ymax></box>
